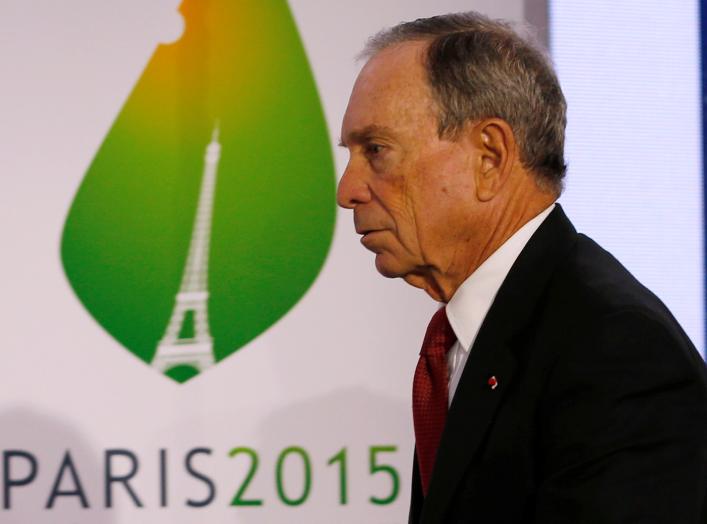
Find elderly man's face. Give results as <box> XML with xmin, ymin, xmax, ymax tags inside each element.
<box><xmin>337</xmin><ymin>42</ymin><xmax>479</xmax><ymax>286</ymax></box>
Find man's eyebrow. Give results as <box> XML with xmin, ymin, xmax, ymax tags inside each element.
<box><xmin>338</xmin><ymin>125</ymin><xmax>394</xmax><ymax>148</ymax></box>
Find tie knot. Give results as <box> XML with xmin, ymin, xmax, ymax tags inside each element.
<box><xmin>420</xmin><ymin>307</ymin><xmax>456</xmax><ymax>357</ymax></box>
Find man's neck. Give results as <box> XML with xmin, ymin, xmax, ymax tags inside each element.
<box><xmin>407</xmin><ymin>196</ymin><xmax>557</xmax><ymax>302</ymax></box>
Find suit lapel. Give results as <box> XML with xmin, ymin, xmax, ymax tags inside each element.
<box><xmin>419</xmin><ymin>205</ymin><xmax>578</xmax><ymax>523</ymax></box>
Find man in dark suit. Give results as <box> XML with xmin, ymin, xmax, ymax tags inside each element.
<box><xmin>336</xmin><ymin>11</ymin><xmax>707</xmax><ymax>523</ymax></box>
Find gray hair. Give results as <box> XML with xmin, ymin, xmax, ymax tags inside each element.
<box><xmin>361</xmin><ymin>12</ymin><xmax>567</xmax><ymax>193</ymax></box>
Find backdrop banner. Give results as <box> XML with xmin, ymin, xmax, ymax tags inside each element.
<box><xmin>0</xmin><ymin>1</ymin><xmax>525</xmax><ymax>522</ymax></box>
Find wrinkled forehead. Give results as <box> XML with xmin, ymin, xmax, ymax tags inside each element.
<box><xmin>342</xmin><ymin>41</ymin><xmax>436</xmax><ymax>138</ymax></box>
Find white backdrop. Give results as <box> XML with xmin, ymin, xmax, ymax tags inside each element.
<box><xmin>551</xmin><ymin>0</ymin><xmax>705</xmax><ymax>355</ymax></box>
<box><xmin>0</xmin><ymin>1</ymin><xmax>526</xmax><ymax>522</ymax></box>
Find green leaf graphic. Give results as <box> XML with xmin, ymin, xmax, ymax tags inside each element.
<box><xmin>61</xmin><ymin>0</ymin><xmax>336</xmax><ymax>383</ymax></box>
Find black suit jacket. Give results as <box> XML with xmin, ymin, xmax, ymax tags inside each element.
<box><xmin>410</xmin><ymin>205</ymin><xmax>707</xmax><ymax>523</ymax></box>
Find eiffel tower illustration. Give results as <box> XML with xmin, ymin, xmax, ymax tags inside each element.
<box><xmin>152</xmin><ymin>123</ymin><xmax>221</xmax><ymax>375</ymax></box>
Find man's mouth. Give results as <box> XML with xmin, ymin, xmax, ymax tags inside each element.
<box><xmin>358</xmin><ymin>228</ymin><xmax>382</xmax><ymax>238</ymax></box>
<box><xmin>359</xmin><ymin>230</ymin><xmax>384</xmax><ymax>248</ymax></box>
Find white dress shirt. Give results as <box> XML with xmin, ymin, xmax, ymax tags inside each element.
<box><xmin>446</xmin><ymin>204</ymin><xmax>556</xmax><ymax>404</ymax></box>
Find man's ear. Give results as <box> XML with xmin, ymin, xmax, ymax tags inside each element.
<box><xmin>470</xmin><ymin>118</ymin><xmax>517</xmax><ymax>202</ymax></box>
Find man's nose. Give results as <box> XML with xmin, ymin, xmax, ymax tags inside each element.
<box><xmin>336</xmin><ymin>159</ymin><xmax>371</xmax><ymax>209</ymax></box>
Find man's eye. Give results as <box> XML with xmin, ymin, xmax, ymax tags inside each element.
<box><xmin>365</xmin><ymin>144</ymin><xmax>384</xmax><ymax>156</ymax></box>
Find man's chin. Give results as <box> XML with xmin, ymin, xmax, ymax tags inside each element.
<box><xmin>373</xmin><ymin>254</ymin><xmax>437</xmax><ymax>297</ymax></box>
<box><xmin>374</xmin><ymin>254</ymin><xmax>407</xmax><ymax>279</ymax></box>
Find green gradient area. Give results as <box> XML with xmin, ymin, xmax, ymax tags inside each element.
<box><xmin>61</xmin><ymin>0</ymin><xmax>335</xmax><ymax>382</ymax></box>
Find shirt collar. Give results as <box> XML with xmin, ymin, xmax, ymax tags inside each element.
<box><xmin>446</xmin><ymin>203</ymin><xmax>556</xmax><ymax>352</ymax></box>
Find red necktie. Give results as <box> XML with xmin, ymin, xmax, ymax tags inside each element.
<box><xmin>413</xmin><ymin>306</ymin><xmax>457</xmax><ymax>496</ymax></box>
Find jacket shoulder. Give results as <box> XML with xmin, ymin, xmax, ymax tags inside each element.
<box><xmin>542</xmin><ymin>232</ymin><xmax>705</xmax><ymax>377</ymax></box>
<box><xmin>558</xmin><ymin>233</ymin><xmax>669</xmax><ymax>317</ymax></box>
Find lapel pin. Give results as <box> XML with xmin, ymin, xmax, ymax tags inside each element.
<box><xmin>488</xmin><ymin>375</ymin><xmax>498</xmax><ymax>390</ymax></box>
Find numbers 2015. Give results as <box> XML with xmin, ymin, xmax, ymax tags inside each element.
<box><xmin>228</xmin><ymin>445</ymin><xmax>400</xmax><ymax>507</ymax></box>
